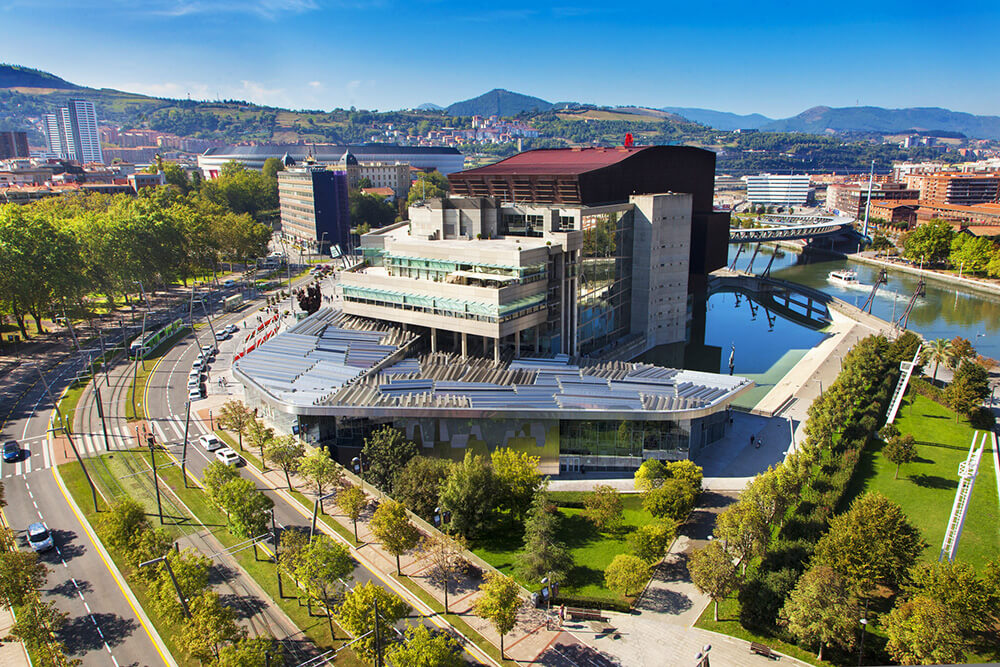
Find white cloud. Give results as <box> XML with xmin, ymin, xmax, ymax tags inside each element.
<box><xmin>142</xmin><ymin>0</ymin><xmax>320</xmax><ymax>19</ymax></box>
<box><xmin>308</xmin><ymin>81</ymin><xmax>322</xmax><ymax>89</ymax></box>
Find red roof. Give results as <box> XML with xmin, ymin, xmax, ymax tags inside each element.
<box><xmin>456</xmin><ymin>146</ymin><xmax>649</xmax><ymax>177</ymax></box>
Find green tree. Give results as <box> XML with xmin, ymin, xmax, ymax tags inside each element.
<box><xmin>688</xmin><ymin>540</ymin><xmax>738</xmax><ymax>621</ymax></box>
<box><xmin>519</xmin><ymin>488</ymin><xmax>571</xmax><ymax>583</ymax></box>
<box><xmin>883</xmin><ymin>595</ymin><xmax>966</xmax><ymax>665</ymax></box>
<box><xmin>884</xmin><ymin>433</ymin><xmax>917</xmax><ymax>479</ymax></box>
<box><xmin>922</xmin><ymin>337</ymin><xmax>954</xmax><ymax>383</ymax></box>
<box><xmin>348</xmin><ymin>189</ymin><xmax>396</xmax><ymax>229</ymax></box>
<box><xmin>949</xmin><ymin>233</ymin><xmax>997</xmax><ymax>275</ymax></box>
<box><xmin>246</xmin><ymin>418</ymin><xmax>274</xmax><ymax>467</ymax></box>
<box><xmin>628</xmin><ymin>521</ymin><xmax>677</xmax><ymax>564</ymax></box>
<box><xmin>642</xmin><ymin>478</ymin><xmax>696</xmax><ymax>522</ymax></box>
<box><xmin>296</xmin><ymin>447</ymin><xmax>342</xmax><ymax>511</ymax></box>
<box><xmin>202</xmin><ymin>460</ymin><xmax>239</xmax><ymax>506</ymax></box>
<box><xmin>337</xmin><ymin>581</ymin><xmax>409</xmax><ymax>663</ymax></box>
<box><xmin>666</xmin><ymin>459</ymin><xmax>704</xmax><ymax>491</ymax></box>
<box><xmin>870</xmin><ymin>233</ymin><xmax>893</xmax><ymax>252</ymax></box>
<box><xmin>216</xmin><ymin>400</ymin><xmax>253</xmax><ymax>451</ymax></box>
<box><xmin>902</xmin><ymin>218</ymin><xmax>954</xmax><ymax>264</ymax></box>
<box><xmin>148</xmin><ymin>548</ymin><xmax>211</xmax><ymax>622</ymax></box>
<box><xmin>370</xmin><ymin>498</ymin><xmax>421</xmax><ymax>575</ymax></box>
<box><xmin>583</xmin><ymin>485</ymin><xmax>624</xmax><ymax>532</ymax></box>
<box><xmin>948</xmin><ymin>336</ymin><xmax>976</xmax><ymax>368</ymax></box>
<box><xmin>176</xmin><ymin>590</ymin><xmax>243</xmax><ymax>662</ymax></box>
<box><xmin>947</xmin><ymin>359</ymin><xmax>990</xmax><ymax>420</ymax></box>
<box><xmin>4</xmin><ymin>596</ymin><xmax>76</xmax><ymax>666</ymax></box>
<box><xmin>438</xmin><ymin>451</ymin><xmax>497</xmax><ymax>539</ymax></box>
<box><xmin>741</xmin><ymin>464</ymin><xmax>799</xmax><ymax>528</ymax></box>
<box><xmin>98</xmin><ymin>496</ymin><xmax>149</xmax><ymax>552</ymax></box>
<box><xmin>813</xmin><ymin>491</ymin><xmax>924</xmax><ymax>595</ymax></box>
<box><xmin>418</xmin><ymin>531</ymin><xmax>468</xmax><ymax>614</ymax></box>
<box><xmin>633</xmin><ymin>459</ymin><xmax>667</xmax><ymax>491</ymax></box>
<box><xmin>491</xmin><ymin>448</ymin><xmax>541</xmax><ymax>519</ymax></box>
<box><xmin>295</xmin><ymin>535</ymin><xmax>354</xmax><ymax>637</ymax></box>
<box><xmin>604</xmin><ymin>553</ymin><xmax>650</xmax><ymax>598</ymax></box>
<box><xmin>406</xmin><ymin>171</ymin><xmax>448</xmax><ymax>206</ymax></box>
<box><xmin>336</xmin><ymin>484</ymin><xmax>368</xmax><ymax>544</ymax></box>
<box><xmin>386</xmin><ymin>623</ymin><xmax>464</xmax><ymax>667</ymax></box>
<box><xmin>264</xmin><ymin>434</ymin><xmax>304</xmax><ymax>491</ymax></box>
<box><xmin>0</xmin><ymin>549</ymin><xmax>47</xmax><ymax>608</ymax></box>
<box><xmin>216</xmin><ymin>637</ymin><xmax>284</xmax><ymax>667</ymax></box>
<box><xmin>779</xmin><ymin>565</ymin><xmax>858</xmax><ymax>661</ymax></box>
<box><xmin>908</xmin><ymin>560</ymin><xmax>992</xmax><ymax>637</ymax></box>
<box><xmin>361</xmin><ymin>426</ymin><xmax>418</xmax><ymax>494</ymax></box>
<box><xmin>473</xmin><ymin>572</ymin><xmax>522</xmax><ymax>660</ymax></box>
<box><xmin>713</xmin><ymin>500</ymin><xmax>768</xmax><ymax>575</ymax></box>
<box><xmin>215</xmin><ymin>477</ymin><xmax>274</xmax><ymax>538</ymax></box>
<box><xmin>393</xmin><ymin>456</ymin><xmax>451</xmax><ymax>519</ymax></box>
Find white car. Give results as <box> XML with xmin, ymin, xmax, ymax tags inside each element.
<box><xmin>215</xmin><ymin>331</ymin><xmax>229</xmax><ymax>341</ymax></box>
<box><xmin>201</xmin><ymin>344</ymin><xmax>217</xmax><ymax>355</ymax></box>
<box><xmin>187</xmin><ymin>375</ymin><xmax>201</xmax><ymax>389</ymax></box>
<box><xmin>225</xmin><ymin>324</ymin><xmax>239</xmax><ymax>334</ymax></box>
<box><xmin>199</xmin><ymin>434</ymin><xmax>224</xmax><ymax>451</ymax></box>
<box><xmin>215</xmin><ymin>447</ymin><xmax>241</xmax><ymax>466</ymax></box>
<box><xmin>188</xmin><ymin>387</ymin><xmax>203</xmax><ymax>401</ymax></box>
<box><xmin>192</xmin><ymin>358</ymin><xmax>204</xmax><ymax>370</ymax></box>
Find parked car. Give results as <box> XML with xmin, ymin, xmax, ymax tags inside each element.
<box><xmin>187</xmin><ymin>375</ymin><xmax>201</xmax><ymax>389</ymax></box>
<box><xmin>215</xmin><ymin>331</ymin><xmax>229</xmax><ymax>342</ymax></box>
<box><xmin>223</xmin><ymin>279</ymin><xmax>236</xmax><ymax>288</ymax></box>
<box><xmin>201</xmin><ymin>344</ymin><xmax>217</xmax><ymax>356</ymax></box>
<box><xmin>191</xmin><ymin>358</ymin><xmax>204</xmax><ymax>370</ymax></box>
<box><xmin>188</xmin><ymin>386</ymin><xmax>203</xmax><ymax>402</ymax></box>
<box><xmin>2</xmin><ymin>441</ymin><xmax>19</xmax><ymax>463</ymax></box>
<box><xmin>215</xmin><ymin>448</ymin><xmax>241</xmax><ymax>466</ymax></box>
<box><xmin>199</xmin><ymin>434</ymin><xmax>224</xmax><ymax>451</ymax></box>
<box><xmin>225</xmin><ymin>324</ymin><xmax>239</xmax><ymax>334</ymax></box>
<box><xmin>26</xmin><ymin>522</ymin><xmax>53</xmax><ymax>552</ymax></box>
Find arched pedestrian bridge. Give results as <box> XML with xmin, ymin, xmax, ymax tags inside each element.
<box><xmin>708</xmin><ymin>269</ymin><xmax>833</xmax><ymax>330</ymax></box>
<box><xmin>729</xmin><ymin>214</ymin><xmax>858</xmax><ymax>244</ymax></box>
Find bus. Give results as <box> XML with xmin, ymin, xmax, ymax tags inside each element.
<box><xmin>128</xmin><ymin>318</ymin><xmax>184</xmax><ymax>358</ymax></box>
<box><xmin>224</xmin><ymin>294</ymin><xmax>244</xmax><ymax>312</ymax></box>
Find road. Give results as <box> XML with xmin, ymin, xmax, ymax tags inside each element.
<box><xmin>0</xmin><ymin>338</ymin><xmax>171</xmax><ymax>667</ymax></box>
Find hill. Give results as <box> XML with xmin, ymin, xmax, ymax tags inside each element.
<box><xmin>661</xmin><ymin>106</ymin><xmax>773</xmax><ymax>131</ymax></box>
<box><xmin>0</xmin><ymin>64</ymin><xmax>80</xmax><ymax>91</ymax></box>
<box><xmin>446</xmin><ymin>89</ymin><xmax>553</xmax><ymax>116</ymax></box>
<box><xmin>415</xmin><ymin>102</ymin><xmax>443</xmax><ymax>111</ymax></box>
<box><xmin>762</xmin><ymin>105</ymin><xmax>1000</xmax><ymax>141</ymax></box>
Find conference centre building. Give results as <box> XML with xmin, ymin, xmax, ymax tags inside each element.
<box><xmin>234</xmin><ymin>145</ymin><xmax>749</xmax><ymax>474</ymax></box>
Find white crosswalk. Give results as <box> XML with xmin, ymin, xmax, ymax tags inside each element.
<box><xmin>3</xmin><ymin>413</ymin><xmax>215</xmax><ymax>479</ymax></box>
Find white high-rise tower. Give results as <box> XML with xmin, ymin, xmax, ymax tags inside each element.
<box><xmin>44</xmin><ymin>99</ymin><xmax>103</xmax><ymax>163</ymax></box>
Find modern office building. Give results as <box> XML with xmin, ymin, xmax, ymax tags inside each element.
<box><xmin>826</xmin><ymin>182</ymin><xmax>921</xmax><ymax>219</ymax></box>
<box><xmin>43</xmin><ymin>99</ymin><xmax>103</xmax><ymax>164</ymax></box>
<box><xmin>340</xmin><ymin>146</ymin><xmax>728</xmax><ymax>361</ymax></box>
<box><xmin>916</xmin><ymin>172</ymin><xmax>1000</xmax><ymax>206</ymax></box>
<box><xmin>745</xmin><ymin>174</ymin><xmax>811</xmax><ymax>205</ymax></box>
<box><xmin>234</xmin><ymin>309</ymin><xmax>752</xmax><ymax>474</ymax></box>
<box><xmin>198</xmin><ymin>143</ymin><xmax>465</xmax><ymax>179</ymax></box>
<box><xmin>0</xmin><ymin>132</ymin><xmax>29</xmax><ymax>159</ymax></box>
<box><xmin>277</xmin><ymin>167</ymin><xmax>351</xmax><ymax>254</ymax></box>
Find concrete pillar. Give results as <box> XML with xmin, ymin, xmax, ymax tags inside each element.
<box><xmin>494</xmin><ymin>336</ymin><xmax>500</xmax><ymax>366</ymax></box>
<box><xmin>514</xmin><ymin>330</ymin><xmax>520</xmax><ymax>358</ymax></box>
<box><xmin>461</xmin><ymin>332</ymin><xmax>468</xmax><ymax>358</ymax></box>
<box><xmin>430</xmin><ymin>327</ymin><xmax>437</xmax><ymax>353</ymax></box>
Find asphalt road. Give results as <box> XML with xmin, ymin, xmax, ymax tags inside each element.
<box><xmin>0</xmin><ymin>342</ymin><xmax>170</xmax><ymax>667</ymax></box>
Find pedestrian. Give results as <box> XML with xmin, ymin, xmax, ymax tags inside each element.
<box><xmin>750</xmin><ymin>434</ymin><xmax>754</xmax><ymax>447</ymax></box>
<box><xmin>756</xmin><ymin>439</ymin><xmax>762</xmax><ymax>449</ymax></box>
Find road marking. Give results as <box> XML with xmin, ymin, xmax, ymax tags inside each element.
<box><xmin>27</xmin><ymin>490</ymin><xmax>33</xmax><ymax>499</ymax></box>
<box><xmin>152</xmin><ymin>421</ymin><xmax>168</xmax><ymax>443</ymax></box>
<box><xmin>24</xmin><ymin>456</ymin><xmax>31</xmax><ymax>474</ymax></box>
<box><xmin>41</xmin><ymin>435</ymin><xmax>51</xmax><ymax>468</ymax></box>
<box><xmin>52</xmin><ymin>466</ymin><xmax>177</xmax><ymax>667</ymax></box>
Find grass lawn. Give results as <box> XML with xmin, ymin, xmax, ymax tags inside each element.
<box><xmin>695</xmin><ymin>597</ymin><xmax>828</xmax><ymax>666</ymax></box>
<box><xmin>125</xmin><ymin>328</ymin><xmax>189</xmax><ymax>421</ymax></box>
<box><xmin>845</xmin><ymin>393</ymin><xmax>999</xmax><ymax>568</ymax></box>
<box><xmin>472</xmin><ymin>491</ymin><xmax>654</xmax><ymax>606</ymax></box>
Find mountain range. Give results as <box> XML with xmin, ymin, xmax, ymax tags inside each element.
<box><xmin>440</xmin><ymin>89</ymin><xmax>1000</xmax><ymax>140</ymax></box>
<box><xmin>4</xmin><ymin>64</ymin><xmax>1000</xmax><ymax>142</ymax></box>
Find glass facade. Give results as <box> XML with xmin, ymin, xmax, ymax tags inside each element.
<box><xmin>577</xmin><ymin>210</ymin><xmax>633</xmax><ymax>355</ymax></box>
<box><xmin>341</xmin><ymin>285</ymin><xmax>546</xmax><ymax>322</ymax></box>
<box><xmin>381</xmin><ymin>254</ymin><xmax>546</xmax><ymax>285</ymax></box>
<box><xmin>559</xmin><ymin>419</ymin><xmax>690</xmax><ymax>458</ymax></box>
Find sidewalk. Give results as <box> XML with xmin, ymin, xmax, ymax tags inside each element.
<box><xmin>0</xmin><ymin>607</ymin><xmax>30</xmax><ymax>666</ymax></box>
<box><xmin>200</xmin><ymin>406</ymin><xmax>594</xmax><ymax>665</ymax></box>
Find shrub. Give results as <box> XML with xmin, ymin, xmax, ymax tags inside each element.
<box><xmin>642</xmin><ymin>478</ymin><xmax>696</xmax><ymax>521</ymax></box>
<box><xmin>738</xmin><ymin>567</ymin><xmax>800</xmax><ymax>630</ymax></box>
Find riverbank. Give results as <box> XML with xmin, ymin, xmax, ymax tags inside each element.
<box><xmin>847</xmin><ymin>252</ymin><xmax>1000</xmax><ymax>298</ymax></box>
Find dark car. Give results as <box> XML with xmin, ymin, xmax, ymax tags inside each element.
<box><xmin>2</xmin><ymin>441</ymin><xmax>19</xmax><ymax>463</ymax></box>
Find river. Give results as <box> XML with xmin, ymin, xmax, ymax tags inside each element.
<box><xmin>639</xmin><ymin>245</ymin><xmax>1000</xmax><ymax>407</ymax></box>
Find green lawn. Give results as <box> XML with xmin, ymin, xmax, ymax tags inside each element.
<box><xmin>472</xmin><ymin>491</ymin><xmax>653</xmax><ymax>606</ymax></box>
<box><xmin>695</xmin><ymin>597</ymin><xmax>828</xmax><ymax>666</ymax></box>
<box><xmin>845</xmin><ymin>393</ymin><xmax>999</xmax><ymax>567</ymax></box>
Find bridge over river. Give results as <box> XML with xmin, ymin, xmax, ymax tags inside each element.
<box><xmin>728</xmin><ymin>213</ymin><xmax>859</xmax><ymax>244</ymax></box>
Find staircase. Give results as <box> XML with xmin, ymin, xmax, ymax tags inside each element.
<box><xmin>884</xmin><ymin>344</ymin><xmax>922</xmax><ymax>425</ymax></box>
<box><xmin>939</xmin><ymin>433</ymin><xmax>986</xmax><ymax>563</ymax></box>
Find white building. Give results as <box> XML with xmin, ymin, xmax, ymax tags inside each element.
<box><xmin>44</xmin><ymin>99</ymin><xmax>103</xmax><ymax>164</ymax></box>
<box><xmin>745</xmin><ymin>174</ymin><xmax>810</xmax><ymax>205</ymax></box>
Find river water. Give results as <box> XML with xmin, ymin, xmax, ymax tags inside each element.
<box><xmin>640</xmin><ymin>245</ymin><xmax>1000</xmax><ymax>407</ymax></box>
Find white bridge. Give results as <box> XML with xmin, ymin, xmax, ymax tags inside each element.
<box><xmin>729</xmin><ymin>214</ymin><xmax>858</xmax><ymax>244</ymax></box>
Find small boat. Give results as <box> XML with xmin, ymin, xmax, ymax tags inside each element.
<box><xmin>827</xmin><ymin>269</ymin><xmax>862</xmax><ymax>286</ymax></box>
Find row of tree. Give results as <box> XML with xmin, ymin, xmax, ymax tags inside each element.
<box><xmin>901</xmin><ymin>218</ymin><xmax>1000</xmax><ymax>276</ymax></box>
<box><xmin>0</xmin><ymin>164</ymin><xmax>275</xmax><ymax>338</ymax></box>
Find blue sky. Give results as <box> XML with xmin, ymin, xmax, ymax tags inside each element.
<box><xmin>2</xmin><ymin>0</ymin><xmax>998</xmax><ymax>117</ymax></box>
